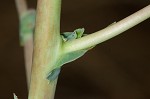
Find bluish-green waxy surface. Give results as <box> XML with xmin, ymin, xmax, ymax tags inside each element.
<box><xmin>20</xmin><ymin>10</ymin><xmax>36</xmax><ymax>46</ymax></box>
<box><xmin>47</xmin><ymin>28</ymin><xmax>95</xmax><ymax>82</ymax></box>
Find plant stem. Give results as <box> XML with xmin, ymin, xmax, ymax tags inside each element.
<box><xmin>24</xmin><ymin>39</ymin><xmax>33</xmax><ymax>88</ymax></box>
<box><xmin>15</xmin><ymin>0</ymin><xmax>33</xmax><ymax>88</ymax></box>
<box><xmin>63</xmin><ymin>5</ymin><xmax>150</xmax><ymax>53</ymax></box>
<box><xmin>28</xmin><ymin>0</ymin><xmax>61</xmax><ymax>99</ymax></box>
<box><xmin>15</xmin><ymin>0</ymin><xmax>27</xmax><ymax>16</ymax></box>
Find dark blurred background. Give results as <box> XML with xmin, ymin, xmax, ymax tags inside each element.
<box><xmin>0</xmin><ymin>0</ymin><xmax>150</xmax><ymax>99</ymax></box>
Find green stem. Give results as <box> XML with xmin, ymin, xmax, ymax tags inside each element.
<box><xmin>63</xmin><ymin>5</ymin><xmax>150</xmax><ymax>53</ymax></box>
<box><xmin>15</xmin><ymin>0</ymin><xmax>32</xmax><ymax>88</ymax></box>
<box><xmin>24</xmin><ymin>39</ymin><xmax>33</xmax><ymax>89</ymax></box>
<box><xmin>15</xmin><ymin>0</ymin><xmax>27</xmax><ymax>16</ymax></box>
<box><xmin>28</xmin><ymin>0</ymin><xmax>61</xmax><ymax>99</ymax></box>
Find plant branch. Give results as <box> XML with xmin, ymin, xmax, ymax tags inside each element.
<box><xmin>24</xmin><ymin>39</ymin><xmax>33</xmax><ymax>88</ymax></box>
<box><xmin>15</xmin><ymin>0</ymin><xmax>27</xmax><ymax>16</ymax></box>
<box><xmin>15</xmin><ymin>0</ymin><xmax>33</xmax><ymax>88</ymax></box>
<box><xmin>63</xmin><ymin>5</ymin><xmax>150</xmax><ymax>53</ymax></box>
<box><xmin>28</xmin><ymin>0</ymin><xmax>61</xmax><ymax>99</ymax></box>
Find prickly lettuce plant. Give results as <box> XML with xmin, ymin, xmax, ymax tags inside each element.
<box><xmin>15</xmin><ymin>0</ymin><xmax>150</xmax><ymax>99</ymax></box>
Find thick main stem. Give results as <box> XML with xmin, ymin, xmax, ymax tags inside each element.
<box><xmin>28</xmin><ymin>0</ymin><xmax>61</xmax><ymax>99</ymax></box>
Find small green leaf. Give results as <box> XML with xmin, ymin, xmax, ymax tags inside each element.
<box><xmin>61</xmin><ymin>32</ymin><xmax>77</xmax><ymax>41</ymax></box>
<box><xmin>56</xmin><ymin>50</ymin><xmax>87</xmax><ymax>68</ymax></box>
<box><xmin>61</xmin><ymin>28</ymin><xmax>85</xmax><ymax>42</ymax></box>
<box><xmin>47</xmin><ymin>49</ymin><xmax>89</xmax><ymax>81</ymax></box>
<box><xmin>74</xmin><ymin>28</ymin><xmax>85</xmax><ymax>38</ymax></box>
<box><xmin>20</xmin><ymin>9</ymin><xmax>36</xmax><ymax>46</ymax></box>
<box><xmin>47</xmin><ymin>68</ymin><xmax>61</xmax><ymax>81</ymax></box>
<box><xmin>47</xmin><ymin>28</ymin><xmax>95</xmax><ymax>82</ymax></box>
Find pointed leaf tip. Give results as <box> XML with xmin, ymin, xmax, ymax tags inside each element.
<box><xmin>13</xmin><ymin>93</ymin><xmax>18</xmax><ymax>99</ymax></box>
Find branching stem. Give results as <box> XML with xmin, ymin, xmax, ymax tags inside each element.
<box><xmin>63</xmin><ymin>5</ymin><xmax>150</xmax><ymax>53</ymax></box>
